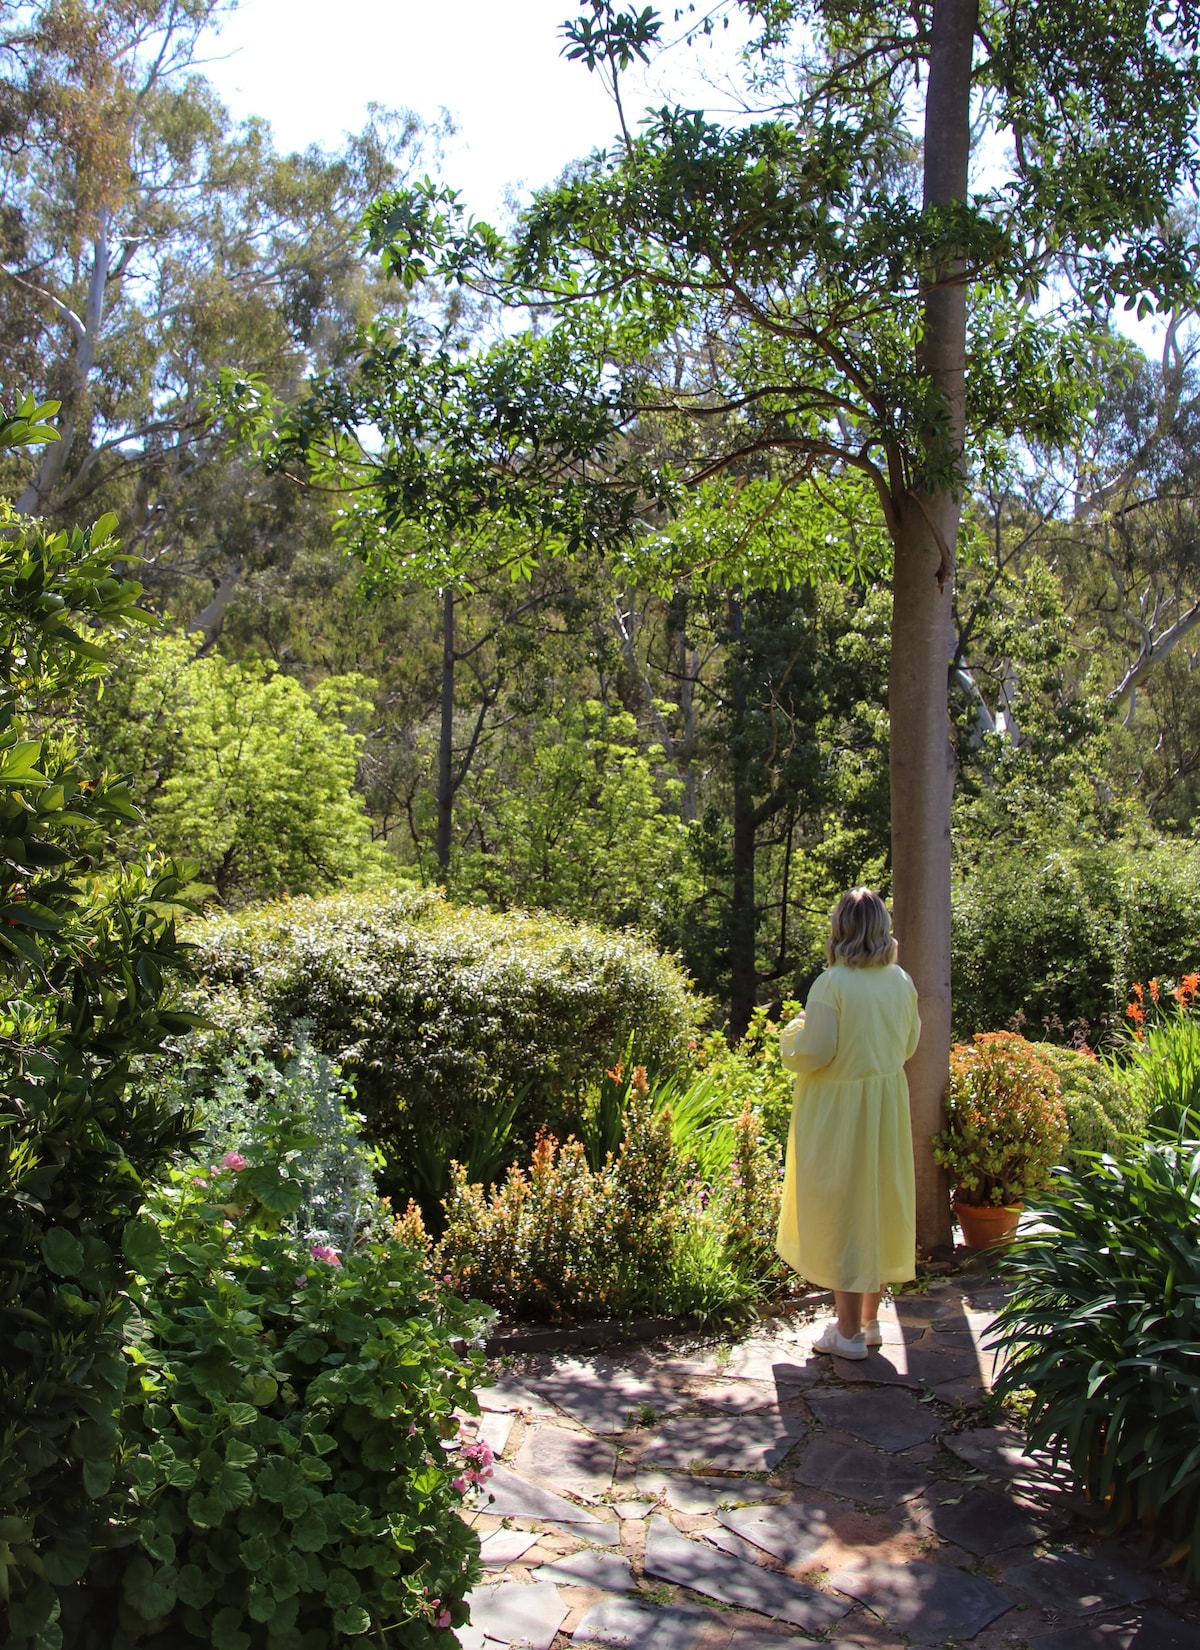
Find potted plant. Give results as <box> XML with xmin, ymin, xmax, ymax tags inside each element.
<box><xmin>933</xmin><ymin>1032</ymin><xmax>1068</xmax><ymax>1249</ymax></box>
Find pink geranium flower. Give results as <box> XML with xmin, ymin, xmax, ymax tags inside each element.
<box><xmin>311</xmin><ymin>1244</ymin><xmax>341</xmax><ymax>1266</ymax></box>
<box><xmin>222</xmin><ymin>1151</ymin><xmax>248</xmax><ymax>1171</ymax></box>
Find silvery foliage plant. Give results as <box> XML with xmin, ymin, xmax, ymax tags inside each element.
<box><xmin>198</xmin><ymin>1028</ymin><xmax>385</xmax><ymax>1252</ymax></box>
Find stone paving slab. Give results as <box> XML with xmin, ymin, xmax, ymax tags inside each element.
<box><xmin>722</xmin><ymin>1630</ymin><xmax>808</xmax><ymax>1643</ymax></box>
<box><xmin>551</xmin><ymin>1520</ymin><xmax>623</xmax><ymax>1547</ymax></box>
<box><xmin>643</xmin><ymin>1516</ymin><xmax>852</xmax><ymax>1631</ymax></box>
<box><xmin>931</xmin><ymin>1375</ymin><xmax>989</xmax><ymax>1409</ymax></box>
<box><xmin>927</xmin><ymin>1486</ymin><xmax>1047</xmax><ymax>1555</ymax></box>
<box><xmin>477</xmin><ymin>1380</ymin><xmax>558</xmax><ymax>1416</ymax></box>
<box><xmin>942</xmin><ymin>1425</ymin><xmax>1071</xmax><ymax>1486</ymax></box>
<box><xmin>833</xmin><ymin>1346</ymin><xmax>983</xmax><ymax>1388</ymax></box>
<box><xmin>460</xmin><ymin>1581</ymin><xmax>569</xmax><ymax>1650</ymax></box>
<box><xmin>702</xmin><ymin>1525</ymin><xmax>772</xmax><ymax>1565</ymax></box>
<box><xmin>790</xmin><ymin>1436</ymin><xmax>932</xmax><ymax>1503</ymax></box>
<box><xmin>513</xmin><ymin>1425</ymin><xmax>617</xmax><ymax>1496</ymax></box>
<box><xmin>717</xmin><ymin>1341</ymin><xmax>823</xmax><ymax>1385</ymax></box>
<box><xmin>1029</xmin><ymin>1611</ymin><xmax>1200</xmax><ymax>1649</ymax></box>
<box><xmin>529</xmin><ymin>1358</ymin><xmax>685</xmax><ymax>1435</ymax></box>
<box><xmin>826</xmin><ymin>1556</ymin><xmax>1012</xmax><ymax>1639</ymax></box>
<box><xmin>724</xmin><ymin>1632</ymin><xmax>804</xmax><ymax>1650</ymax></box>
<box><xmin>635</xmin><ymin>1470</ymin><xmax>784</xmax><ymax>1515</ymax></box>
<box><xmin>640</xmin><ymin>1410</ymin><xmax>808</xmax><ymax>1473</ymax></box>
<box><xmin>479</xmin><ymin>1529</ymin><xmax>543</xmax><ymax>1565</ymax></box>
<box><xmin>806</xmin><ymin>1386</ymin><xmax>938</xmax><ymax>1452</ymax></box>
<box><xmin>477</xmin><ymin>1411</ymin><xmax>515</xmax><ymax>1456</ymax></box>
<box><xmin>689</xmin><ymin>1379</ymin><xmax>783</xmax><ymax>1414</ymax></box>
<box><xmin>531</xmin><ymin>1549</ymin><xmax>635</xmax><ymax>1592</ymax></box>
<box><xmin>571</xmin><ymin>1596</ymin><xmax>711</xmax><ymax>1649</ymax></box>
<box><xmin>715</xmin><ymin>1501</ymin><xmax>835</xmax><ymax>1568</ymax></box>
<box><xmin>478</xmin><ymin>1463</ymin><xmax>607</xmax><ymax>1525</ymax></box>
<box><xmin>614</xmin><ymin>1501</ymin><xmax>655</xmax><ymax>1521</ymax></box>
<box><xmin>1003</xmin><ymin>1548</ymin><xmax>1157</xmax><ymax>1614</ymax></box>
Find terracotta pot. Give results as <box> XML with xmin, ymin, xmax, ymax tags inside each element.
<box><xmin>954</xmin><ymin>1199</ymin><xmax>1023</xmax><ymax>1251</ymax></box>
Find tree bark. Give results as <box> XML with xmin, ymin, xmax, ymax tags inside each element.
<box><xmin>890</xmin><ymin>0</ymin><xmax>976</xmax><ymax>1254</ymax></box>
<box><xmin>16</xmin><ymin>217</ymin><xmax>109</xmax><ymax>516</ymax></box>
<box><xmin>436</xmin><ymin>586</ymin><xmax>455</xmax><ymax>877</ymax></box>
<box><xmin>727</xmin><ymin>595</ymin><xmax>758</xmax><ymax>1042</ymax></box>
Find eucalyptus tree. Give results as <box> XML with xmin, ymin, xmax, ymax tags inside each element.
<box><xmin>0</xmin><ymin>0</ymin><xmax>430</xmax><ymax>623</ymax></box>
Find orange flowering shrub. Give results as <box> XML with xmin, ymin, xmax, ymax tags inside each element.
<box><xmin>934</xmin><ymin>1032</ymin><xmax>1068</xmax><ymax>1206</ymax></box>
<box><xmin>419</xmin><ymin>1084</ymin><xmax>787</xmax><ymax>1324</ymax></box>
<box><xmin>433</xmin><ymin>1087</ymin><xmax>677</xmax><ymax>1322</ymax></box>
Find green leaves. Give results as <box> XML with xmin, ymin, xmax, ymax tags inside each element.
<box><xmin>90</xmin><ymin>1152</ymin><xmax>485</xmax><ymax>1647</ymax></box>
<box><xmin>123</xmin><ymin>1219</ymin><xmax>167</xmax><ymax>1281</ymax></box>
<box><xmin>933</xmin><ymin>1032</ymin><xmax>1068</xmax><ymax>1205</ymax></box>
<box><xmin>40</xmin><ymin>1228</ymin><xmax>85</xmax><ymax>1278</ymax></box>
<box><xmin>993</xmin><ymin>1134</ymin><xmax>1200</xmax><ymax>1577</ymax></box>
<box><xmin>0</xmin><ymin>407</ymin><xmax>199</xmax><ymax>1648</ymax></box>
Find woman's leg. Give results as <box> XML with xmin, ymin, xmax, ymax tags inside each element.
<box><xmin>835</xmin><ymin>1289</ymin><xmax>882</xmax><ymax>1338</ymax></box>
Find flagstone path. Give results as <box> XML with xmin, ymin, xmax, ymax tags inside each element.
<box><xmin>456</xmin><ymin>1275</ymin><xmax>1199</xmax><ymax>1650</ymax></box>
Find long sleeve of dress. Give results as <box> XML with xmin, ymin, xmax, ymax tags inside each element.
<box><xmin>905</xmin><ymin>994</ymin><xmax>922</xmax><ymax>1060</ymax></box>
<box><xmin>780</xmin><ymin>1002</ymin><xmax>839</xmax><ymax>1073</ymax></box>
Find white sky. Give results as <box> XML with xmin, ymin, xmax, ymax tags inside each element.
<box><xmin>200</xmin><ymin>0</ymin><xmax>753</xmax><ymax>224</ymax></box>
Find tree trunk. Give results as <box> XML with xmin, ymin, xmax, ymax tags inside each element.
<box><xmin>890</xmin><ymin>0</ymin><xmax>976</xmax><ymax>1253</ymax></box>
<box><xmin>727</xmin><ymin>596</ymin><xmax>758</xmax><ymax>1042</ymax></box>
<box><xmin>436</xmin><ymin>586</ymin><xmax>455</xmax><ymax>877</ymax></box>
<box><xmin>16</xmin><ymin>218</ymin><xmax>109</xmax><ymax>516</ymax></box>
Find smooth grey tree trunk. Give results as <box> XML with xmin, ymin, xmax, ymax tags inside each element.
<box><xmin>889</xmin><ymin>0</ymin><xmax>976</xmax><ymax>1253</ymax></box>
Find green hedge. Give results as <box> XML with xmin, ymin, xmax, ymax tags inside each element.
<box><xmin>952</xmin><ymin>840</ymin><xmax>1200</xmax><ymax>1040</ymax></box>
<box><xmin>186</xmin><ymin>889</ymin><xmax>705</xmax><ymax>1206</ymax></box>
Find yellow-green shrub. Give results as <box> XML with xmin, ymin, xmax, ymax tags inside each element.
<box><xmin>1028</xmin><ymin>1042</ymin><xmax>1147</xmax><ymax>1169</ymax></box>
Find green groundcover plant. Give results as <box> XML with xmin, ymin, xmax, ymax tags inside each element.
<box><xmin>992</xmin><ymin>1137</ymin><xmax>1200</xmax><ymax>1582</ymax></box>
<box><xmin>58</xmin><ymin>1117</ymin><xmax>489</xmax><ymax>1650</ymax></box>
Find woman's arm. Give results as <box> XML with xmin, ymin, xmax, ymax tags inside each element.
<box><xmin>905</xmin><ymin>987</ymin><xmax>922</xmax><ymax>1061</ymax></box>
<box><xmin>780</xmin><ymin>1001</ymin><xmax>839</xmax><ymax>1072</ymax></box>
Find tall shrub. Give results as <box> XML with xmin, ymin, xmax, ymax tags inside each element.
<box><xmin>952</xmin><ymin>841</ymin><xmax>1200</xmax><ymax>1039</ymax></box>
<box><xmin>187</xmin><ymin>889</ymin><xmax>704</xmax><ymax>1209</ymax></box>
<box><xmin>0</xmin><ymin>402</ymin><xmax>199</xmax><ymax>1647</ymax></box>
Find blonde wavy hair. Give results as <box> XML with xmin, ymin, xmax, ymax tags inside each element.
<box><xmin>826</xmin><ymin>887</ymin><xmax>898</xmax><ymax>968</ymax></box>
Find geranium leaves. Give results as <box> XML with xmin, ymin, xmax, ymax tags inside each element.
<box><xmin>100</xmin><ymin>1158</ymin><xmax>485</xmax><ymax>1643</ymax></box>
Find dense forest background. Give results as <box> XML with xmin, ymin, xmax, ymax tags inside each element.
<box><xmin>7</xmin><ymin>0</ymin><xmax>1200</xmax><ymax>1042</ymax></box>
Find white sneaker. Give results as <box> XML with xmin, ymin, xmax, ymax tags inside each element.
<box><xmin>811</xmin><ymin>1320</ymin><xmax>868</xmax><ymax>1360</ymax></box>
<box><xmin>862</xmin><ymin>1320</ymin><xmax>882</xmax><ymax>1348</ymax></box>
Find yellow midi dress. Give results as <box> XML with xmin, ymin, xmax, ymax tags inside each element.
<box><xmin>776</xmin><ymin>963</ymin><xmax>921</xmax><ymax>1293</ymax></box>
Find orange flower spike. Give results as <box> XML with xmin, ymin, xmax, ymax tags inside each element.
<box><xmin>1131</xmin><ymin>981</ymin><xmax>1144</xmax><ymax>1003</ymax></box>
<box><xmin>1150</xmin><ymin>978</ymin><xmax>1160</xmax><ymax>1003</ymax></box>
<box><xmin>1126</xmin><ymin>1002</ymin><xmax>1145</xmax><ymax>1024</ymax></box>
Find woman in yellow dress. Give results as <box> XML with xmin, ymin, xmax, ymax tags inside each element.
<box><xmin>776</xmin><ymin>888</ymin><xmax>921</xmax><ymax>1360</ymax></box>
